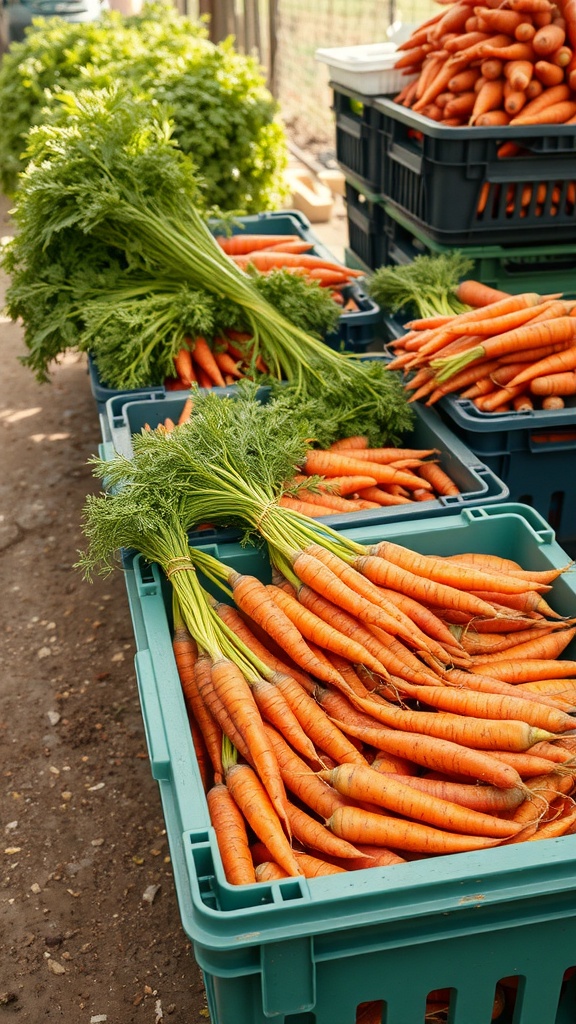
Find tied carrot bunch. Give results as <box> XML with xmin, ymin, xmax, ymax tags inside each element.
<box><xmin>394</xmin><ymin>0</ymin><xmax>576</xmax><ymax>127</ymax></box>
<box><xmin>386</xmin><ymin>285</ymin><xmax>576</xmax><ymax>411</ymax></box>
<box><xmin>79</xmin><ymin>388</ymin><xmax>576</xmax><ymax>883</ymax></box>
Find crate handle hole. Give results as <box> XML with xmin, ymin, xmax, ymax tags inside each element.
<box><xmin>355</xmin><ymin>998</ymin><xmax>384</xmax><ymax>1023</ymax></box>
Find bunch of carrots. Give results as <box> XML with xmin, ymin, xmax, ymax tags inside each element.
<box><xmin>394</xmin><ymin>0</ymin><xmax>576</xmax><ymax>126</ymax></box>
<box><xmin>215</xmin><ymin>232</ymin><xmax>365</xmax><ymax>295</ymax></box>
<box><xmin>386</xmin><ymin>281</ymin><xmax>576</xmax><ymax>411</ymax></box>
<box><xmin>173</xmin><ymin>532</ymin><xmax>576</xmax><ymax>889</ymax></box>
<box><xmin>152</xmin><ymin>407</ymin><xmax>462</xmax><ymax>508</ymax></box>
<box><xmin>80</xmin><ymin>393</ymin><xmax>576</xmax><ymax>895</ymax></box>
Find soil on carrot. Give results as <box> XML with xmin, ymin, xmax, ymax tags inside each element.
<box><xmin>0</xmin><ymin>193</ymin><xmax>208</xmax><ymax>1021</ymax></box>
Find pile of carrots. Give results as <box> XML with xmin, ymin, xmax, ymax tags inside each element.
<box><xmin>215</xmin><ymin>232</ymin><xmax>365</xmax><ymax>296</ymax></box>
<box><xmin>173</xmin><ymin>534</ymin><xmax>576</xmax><ymax>892</ymax></box>
<box><xmin>386</xmin><ymin>280</ymin><xmax>576</xmax><ymax>411</ymax></box>
<box><xmin>394</xmin><ymin>0</ymin><xmax>576</xmax><ymax>126</ymax></box>
<box><xmin>281</xmin><ymin>436</ymin><xmax>461</xmax><ymax>512</ymax></box>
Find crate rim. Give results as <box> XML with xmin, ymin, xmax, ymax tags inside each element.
<box><xmin>373</xmin><ymin>95</ymin><xmax>576</xmax><ymax>140</ymax></box>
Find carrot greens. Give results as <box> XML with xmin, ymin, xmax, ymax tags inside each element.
<box><xmin>3</xmin><ymin>85</ymin><xmax>410</xmax><ymax>427</ymax></box>
<box><xmin>367</xmin><ymin>251</ymin><xmax>474</xmax><ymax>319</ymax></box>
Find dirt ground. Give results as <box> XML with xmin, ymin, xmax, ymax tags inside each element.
<box><xmin>0</xmin><ymin>194</ymin><xmax>209</xmax><ymax>1020</ymax></box>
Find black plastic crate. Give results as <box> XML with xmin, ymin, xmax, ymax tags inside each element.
<box><xmin>332</xmin><ymin>85</ymin><xmax>382</xmax><ymax>194</ymax></box>
<box><xmin>344</xmin><ymin>179</ymin><xmax>388</xmax><ymax>271</ymax></box>
<box><xmin>373</xmin><ymin>96</ymin><xmax>576</xmax><ymax>246</ymax></box>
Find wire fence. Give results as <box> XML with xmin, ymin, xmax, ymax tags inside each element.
<box><xmin>186</xmin><ymin>0</ymin><xmax>436</xmax><ymax>154</ymax></box>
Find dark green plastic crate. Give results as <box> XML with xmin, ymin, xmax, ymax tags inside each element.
<box><xmin>377</xmin><ymin>202</ymin><xmax>576</xmax><ymax>297</ymax></box>
<box><xmin>122</xmin><ymin>504</ymin><xmax>576</xmax><ymax>1024</ymax></box>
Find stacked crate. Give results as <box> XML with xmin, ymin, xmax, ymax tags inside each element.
<box><xmin>316</xmin><ymin>47</ymin><xmax>576</xmax><ymax>547</ymax></box>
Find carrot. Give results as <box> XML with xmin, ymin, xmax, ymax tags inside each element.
<box><xmin>392</xmin><ymin>677</ymin><xmax>574</xmax><ymax>734</ymax></box>
<box><xmin>479</xmin><ymin>41</ymin><xmax>535</xmax><ymax>60</ymax></box>
<box><xmin>294</xmin><ymin>545</ymin><xmax>453</xmax><ymax>663</ymax></box>
<box><xmin>177</xmin><ymin>396</ymin><xmax>194</xmax><ymax>425</ymax></box>
<box><xmin>445</xmin><ymin>90</ymin><xmax>478</xmax><ymax>116</ymax></box>
<box><xmin>321</xmin><ymin>690</ymin><xmax>525</xmax><ymax>788</ymax></box>
<box><xmin>542</xmin><ymin>395</ymin><xmax>566</xmax><ymax>408</ymax></box>
<box><xmin>286</xmin><ymin>802</ymin><xmax>365</xmax><ymax>861</ymax></box>
<box><xmin>213</xmin><ymin>350</ymin><xmax>243</xmax><ymax>379</ymax></box>
<box><xmin>230</xmin><ymin>251</ymin><xmax>363</xmax><ymax>276</ymax></box>
<box><xmin>207</xmin><ymin>783</ymin><xmax>256</xmax><ymax>885</ymax></box>
<box><xmin>213</xmin><ymin>600</ymin><xmax>313</xmax><ymax>691</ymax></box>
<box><xmin>508</xmin><ymin>0</ymin><xmax>555</xmax><ymax>11</ymax></box>
<box><xmin>174</xmin><ymin>346</ymin><xmax>196</xmax><ymax>387</ymax></box>
<box><xmin>456</xmin><ymin>280</ymin><xmax>510</xmax><ymax>306</ymax></box>
<box><xmin>260</xmin><ymin>240</ymin><xmax>315</xmax><ymax>254</ymax></box>
<box><xmin>320</xmin><ymin>446</ymin><xmax>440</xmax><ymax>465</ymax></box>
<box><xmin>211</xmin><ymin>657</ymin><xmax>291</xmax><ymax>831</ymax></box>
<box><xmin>432</xmin><ymin>316</ymin><xmax>576</xmax><ymax>380</ymax></box>
<box><xmin>267</xmin><ymin>583</ymin><xmax>390</xmax><ymax>678</ymax></box>
<box><xmin>321</xmin><ymin>763</ymin><xmax>524</xmax><ymax>838</ymax></box>
<box><xmin>254</xmin><ymin>860</ymin><xmax>288</xmax><ymax>881</ymax></box>
<box><xmin>225</xmin><ymin>762</ymin><xmax>302</xmax><ymax>876</ymax></box>
<box><xmin>175</xmin><ymin>639</ymin><xmax>224</xmax><ymax>781</ymax></box>
<box><xmin>470</xmin><ymin>78</ymin><xmax>505</xmax><ymax>122</ymax></box>
<box><xmin>371</xmin><ymin>752</ymin><xmax>416</xmax><ymax>776</ymax></box>
<box><xmin>264</xmin><ymin>724</ymin><xmax>351</xmax><ymax>818</ymax></box>
<box><xmin>475</xmin><ymin>109</ymin><xmax>511</xmax><ymax>124</ymax></box>
<box><xmin>475</xmin><ymin>8</ymin><xmax>526</xmax><ymax>33</ymax></box>
<box><xmin>534</xmin><ymin>58</ymin><xmax>568</xmax><ymax>83</ymax></box>
<box><xmin>279</xmin><ymin>494</ymin><xmax>342</xmax><ymax>518</ymax></box>
<box><xmin>216</xmin><ymin>233</ymin><xmax>302</xmax><ymax>255</ymax></box>
<box><xmin>448</xmin><ymin>67</ymin><xmax>483</xmax><ymax>91</ymax></box>
<box><xmin>356</xmin><ymin>487</ymin><xmax>412</xmax><ymax>506</ymax></box>
<box><xmin>272</xmin><ymin>672</ymin><xmax>368</xmax><ymax>767</ymax></box>
<box><xmin>315</xmin><ymin>475</ymin><xmax>379</xmax><ymax>497</ymax></box>
<box><xmin>551</xmin><ymin>44</ymin><xmax>574</xmax><ymax>64</ymax></box>
<box><xmin>328</xmin><ymin>435</ymin><xmax>369</xmax><ymax>451</ymax></box>
<box><xmin>327</xmin><ymin>805</ymin><xmax>504</xmax><ymax>855</ymax></box>
<box><xmin>509</xmin><ymin>80</ymin><xmax>571</xmax><ymax>117</ymax></box>
<box><xmin>366</xmin><ymin>539</ymin><xmax>546</xmax><ymax>596</ymax></box>
<box><xmin>383</xmin><ymin>774</ymin><xmax>526</xmax><ymax>813</ymax></box>
<box><xmin>188</xmin><ymin>335</ymin><xmax>226</xmax><ymax>387</ymax></box>
<box><xmin>528</xmin><ymin>799</ymin><xmax>576</xmax><ymax>838</ymax></box>
<box><xmin>229</xmin><ymin>572</ymin><xmax>347</xmax><ymax>687</ymax></box>
<box><xmin>481</xmin><ymin>56</ymin><xmax>505</xmax><ymax>79</ymax></box>
<box><xmin>251</xmin><ymin>676</ymin><xmax>319</xmax><ymax>764</ymax></box>
<box><xmin>303</xmin><ymin>450</ymin><xmax>433</xmax><ymax>491</ymax></box>
<box><xmin>416</xmin><ymin>461</ymin><xmax>460</xmax><ymax>495</ymax></box>
<box><xmin>515</xmin><ymin>20</ymin><xmax>538</xmax><ymax>40</ymax></box>
<box><xmin>533</xmin><ymin>20</ymin><xmax>567</xmax><ymax>51</ymax></box>
<box><xmin>470</xmin><ymin>658</ymin><xmax>576</xmax><ymax>682</ymax></box>
<box><xmin>507</xmin><ymin>344</ymin><xmax>576</xmax><ymax>386</ymax></box>
<box><xmin>292</xmin><ymin>490</ymin><xmax>371</xmax><ymax>513</ymax></box>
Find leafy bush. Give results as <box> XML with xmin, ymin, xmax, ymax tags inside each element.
<box><xmin>0</xmin><ymin>0</ymin><xmax>288</xmax><ymax>212</ymax></box>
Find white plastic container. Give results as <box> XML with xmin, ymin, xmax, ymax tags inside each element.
<box><xmin>315</xmin><ymin>42</ymin><xmax>409</xmax><ymax>96</ymax></box>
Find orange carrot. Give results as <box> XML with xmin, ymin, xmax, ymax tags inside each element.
<box><xmin>286</xmin><ymin>802</ymin><xmax>365</xmax><ymax>861</ymax></box>
<box><xmin>177</xmin><ymin>396</ymin><xmax>194</xmax><ymax>424</ymax></box>
<box><xmin>188</xmin><ymin>335</ymin><xmax>226</xmax><ymax>387</ymax></box>
<box><xmin>509</xmin><ymin>80</ymin><xmax>571</xmax><ymax>118</ymax></box>
<box><xmin>251</xmin><ymin>676</ymin><xmax>319</xmax><ymax>764</ymax></box>
<box><xmin>216</xmin><ymin>233</ymin><xmax>302</xmax><ymax>255</ymax></box>
<box><xmin>531</xmin><ymin>370</ymin><xmax>576</xmax><ymax>394</ymax></box>
<box><xmin>174</xmin><ymin>346</ymin><xmax>196</xmax><ymax>387</ymax></box>
<box><xmin>211</xmin><ymin>657</ymin><xmax>290</xmax><ymax>831</ymax></box>
<box><xmin>271</xmin><ymin>672</ymin><xmax>368</xmax><ymax>767</ymax></box>
<box><xmin>327</xmin><ymin>805</ymin><xmax>504</xmax><ymax>855</ymax></box>
<box><xmin>328</xmin><ymin>435</ymin><xmax>369</xmax><ymax>451</ymax></box>
<box><xmin>456</xmin><ymin>280</ymin><xmax>510</xmax><ymax>306</ymax></box>
<box><xmin>533</xmin><ymin>20</ymin><xmax>567</xmax><ymax>52</ymax></box>
<box><xmin>507</xmin><ymin>343</ymin><xmax>576</xmax><ymax>386</ymax></box>
<box><xmin>207</xmin><ymin>783</ymin><xmax>256</xmax><ymax>885</ymax></box>
<box><xmin>213</xmin><ymin>350</ymin><xmax>243</xmax><ymax>379</ymax></box>
<box><xmin>416</xmin><ymin>461</ymin><xmax>460</xmax><ymax>495</ymax></box>
<box><xmin>319</xmin><ymin>690</ymin><xmax>525</xmax><ymax>788</ymax></box>
<box><xmin>383</xmin><ymin>774</ymin><xmax>526</xmax><ymax>813</ymax></box>
<box><xmin>470</xmin><ymin>78</ymin><xmax>505</xmax><ymax>122</ymax></box>
<box><xmin>303</xmin><ymin>450</ymin><xmax>433</xmax><ymax>491</ymax></box>
<box><xmin>264</xmin><ymin>724</ymin><xmax>352</xmax><ymax>818</ymax></box>
<box><xmin>321</xmin><ymin>763</ymin><xmax>523</xmax><ymax>838</ymax></box>
<box><xmin>469</xmin><ymin>658</ymin><xmax>576</xmax><ymax>682</ymax></box>
<box><xmin>225</xmin><ymin>762</ymin><xmax>302</xmax><ymax>875</ymax></box>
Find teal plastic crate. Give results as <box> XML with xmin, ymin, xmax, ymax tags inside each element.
<box><xmin>98</xmin><ymin>390</ymin><xmax>509</xmax><ymax>538</ymax></box>
<box><xmin>122</xmin><ymin>504</ymin><xmax>576</xmax><ymax>1024</ymax></box>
